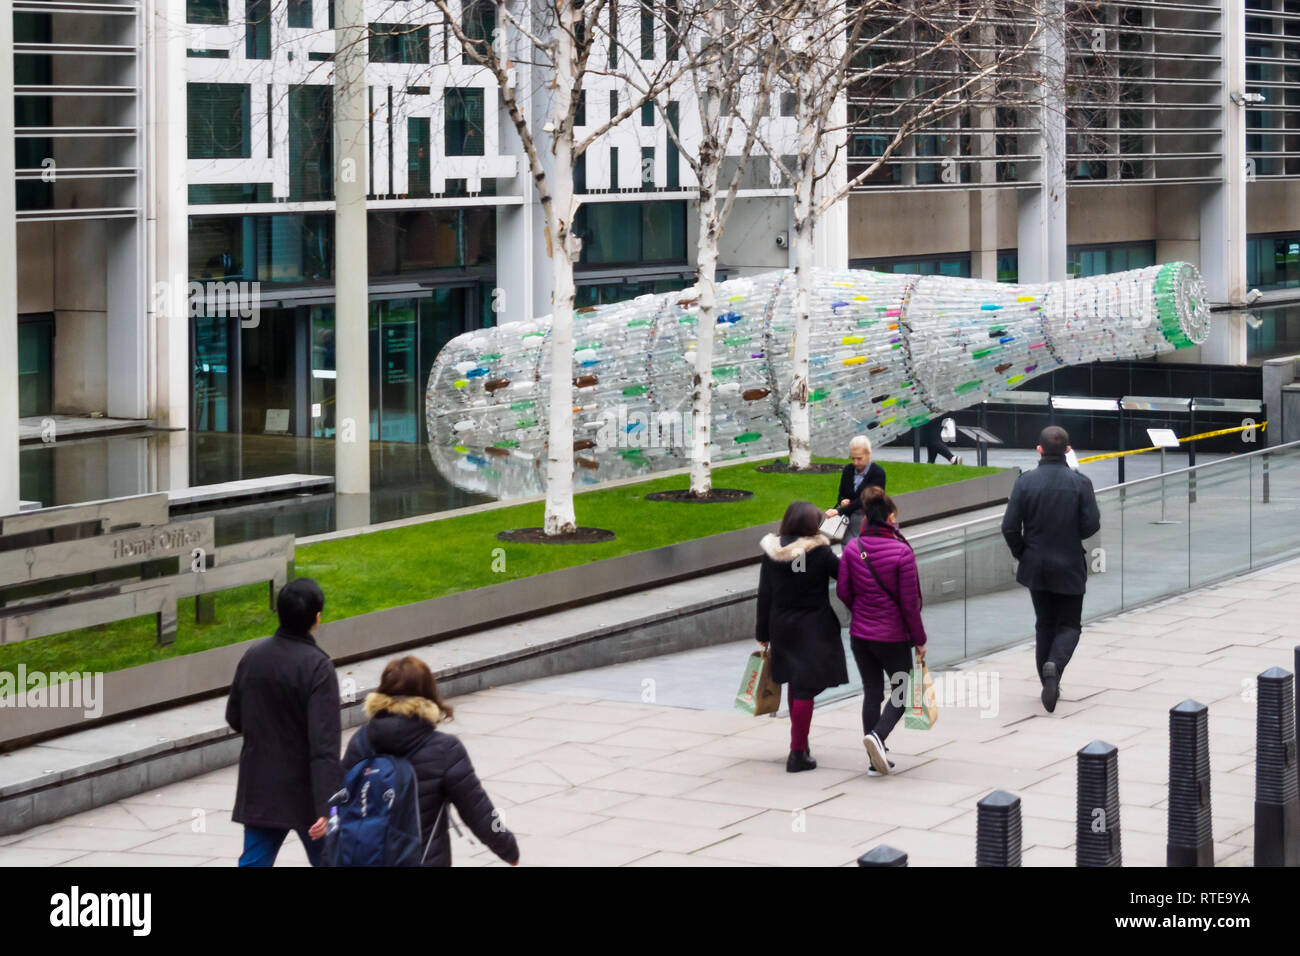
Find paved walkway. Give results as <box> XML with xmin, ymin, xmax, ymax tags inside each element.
<box><xmin>1</xmin><ymin>558</ymin><xmax>1294</xmax><ymax>867</ymax></box>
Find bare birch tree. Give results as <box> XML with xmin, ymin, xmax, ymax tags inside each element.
<box><xmin>758</xmin><ymin>0</ymin><xmax>1050</xmax><ymax>469</ymax></box>
<box><xmin>639</xmin><ymin>0</ymin><xmax>789</xmax><ymax>497</ymax></box>
<box><xmin>432</xmin><ymin>0</ymin><xmax>701</xmax><ymax>535</ymax></box>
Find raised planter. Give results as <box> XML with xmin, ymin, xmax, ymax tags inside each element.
<box><xmin>0</xmin><ymin>468</ymin><xmax>1017</xmax><ymax>749</ymax></box>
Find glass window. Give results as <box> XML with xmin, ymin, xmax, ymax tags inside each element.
<box><xmin>188</xmin><ymin>83</ymin><xmax>251</xmax><ymax>159</ymax></box>
<box><xmin>370</xmin><ymin>23</ymin><xmax>429</xmax><ymax>63</ymax></box>
<box><xmin>641</xmin><ymin>146</ymin><xmax>655</xmax><ymax>189</ymax></box>
<box><xmin>408</xmin><ymin>117</ymin><xmax>430</xmax><ymax>196</ymax></box>
<box><xmin>187</xmin><ymin>0</ymin><xmax>227</xmax><ymax>24</ymax></box>
<box><xmin>575</xmin><ymin>90</ymin><xmax>586</xmax><ymax>127</ymax></box>
<box><xmin>641</xmin><ymin>200</ymin><xmax>684</xmax><ymax>261</ymax></box>
<box><xmin>461</xmin><ymin>0</ymin><xmax>494</xmax><ymax>64</ymax></box>
<box><xmin>188</xmin><ymin>183</ymin><xmax>273</xmax><ymax>204</ymax></box>
<box><xmin>575</xmin><ymin>201</ymin><xmax>686</xmax><ymax>265</ymax></box>
<box><xmin>18</xmin><ymin>315</ymin><xmax>53</xmax><ymax>418</ymax></box>
<box><xmin>665</xmin><ymin>101</ymin><xmax>679</xmax><ymax>189</ymax></box>
<box><xmin>445</xmin><ymin>88</ymin><xmax>485</xmax><ymax>156</ymax></box>
<box><xmin>193</xmin><ymin>315</ymin><xmax>233</xmax><ymax>432</ymax></box>
<box><xmin>287</xmin><ymin>0</ymin><xmax>310</xmax><ymax>27</ymax></box>
<box><xmin>246</xmin><ymin>0</ymin><xmax>270</xmax><ymax>59</ymax></box>
<box><xmin>289</xmin><ymin>84</ymin><xmax>333</xmax><ymax>200</ymax></box>
<box><xmin>641</xmin><ymin>0</ymin><xmax>655</xmax><ymax>58</ymax></box>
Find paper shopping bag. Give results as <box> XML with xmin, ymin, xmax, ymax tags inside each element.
<box><xmin>735</xmin><ymin>650</ymin><xmax>781</xmax><ymax>716</ymax></box>
<box><xmin>904</xmin><ymin>655</ymin><xmax>939</xmax><ymax>730</ymax></box>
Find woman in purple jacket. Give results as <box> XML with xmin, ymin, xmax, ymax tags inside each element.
<box><xmin>835</xmin><ymin>486</ymin><xmax>928</xmax><ymax>775</ymax></box>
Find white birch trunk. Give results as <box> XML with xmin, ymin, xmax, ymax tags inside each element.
<box><xmin>788</xmin><ymin>62</ymin><xmax>819</xmax><ymax>471</ymax></box>
<box><xmin>690</xmin><ymin>178</ymin><xmax>720</xmax><ymax>496</ymax></box>
<box><xmin>542</xmin><ymin>4</ymin><xmax>579</xmax><ymax>535</ymax></box>
<box><xmin>689</xmin><ymin>28</ymin><xmax>726</xmax><ymax>498</ymax></box>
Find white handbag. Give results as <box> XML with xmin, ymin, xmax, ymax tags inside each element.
<box><xmin>819</xmin><ymin>514</ymin><xmax>850</xmax><ymax>543</ymax></box>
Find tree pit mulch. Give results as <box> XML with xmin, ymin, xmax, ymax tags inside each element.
<box><xmin>754</xmin><ymin>460</ymin><xmax>843</xmax><ymax>474</ymax></box>
<box><xmin>643</xmin><ymin>488</ymin><xmax>754</xmax><ymax>503</ymax></box>
<box><xmin>496</xmin><ymin>527</ymin><xmax>616</xmax><ymax>545</ymax></box>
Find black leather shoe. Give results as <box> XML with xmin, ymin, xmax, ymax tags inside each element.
<box><xmin>786</xmin><ymin>749</ymin><xmax>817</xmax><ymax>773</ymax></box>
<box><xmin>1041</xmin><ymin>662</ymin><xmax>1060</xmax><ymax>713</ymax></box>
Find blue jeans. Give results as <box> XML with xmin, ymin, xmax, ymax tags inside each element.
<box><xmin>239</xmin><ymin>825</ymin><xmax>324</xmax><ymax>867</ymax></box>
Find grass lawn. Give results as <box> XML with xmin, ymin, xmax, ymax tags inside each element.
<box><xmin>0</xmin><ymin>457</ymin><xmax>999</xmax><ymax>684</ymax></box>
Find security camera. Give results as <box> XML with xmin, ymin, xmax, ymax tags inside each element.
<box><xmin>1246</xmin><ymin>288</ymin><xmax>1263</xmax><ymax>305</ymax></box>
<box><xmin>1230</xmin><ymin>91</ymin><xmax>1265</xmax><ymax>106</ymax></box>
<box><xmin>775</xmin><ymin>231</ymin><xmax>789</xmax><ymax>249</ymax></box>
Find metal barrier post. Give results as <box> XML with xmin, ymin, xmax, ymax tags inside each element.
<box><xmin>857</xmin><ymin>845</ymin><xmax>908</xmax><ymax>867</ymax></box>
<box><xmin>976</xmin><ymin>790</ymin><xmax>1022</xmax><ymax>867</ymax></box>
<box><xmin>1168</xmin><ymin>700</ymin><xmax>1213</xmax><ymax>867</ymax></box>
<box><xmin>1117</xmin><ymin>406</ymin><xmax>1126</xmax><ymax>484</ymax></box>
<box><xmin>1255</xmin><ymin>666</ymin><xmax>1300</xmax><ymax>867</ymax></box>
<box><xmin>1077</xmin><ymin>741</ymin><xmax>1122</xmax><ymax>867</ymax></box>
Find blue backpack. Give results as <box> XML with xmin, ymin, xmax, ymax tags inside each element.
<box><xmin>324</xmin><ymin>725</ymin><xmax>442</xmax><ymax>867</ymax></box>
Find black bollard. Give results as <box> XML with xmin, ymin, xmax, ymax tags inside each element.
<box><xmin>1255</xmin><ymin>667</ymin><xmax>1300</xmax><ymax>867</ymax></box>
<box><xmin>1077</xmin><ymin>740</ymin><xmax>1122</xmax><ymax>867</ymax></box>
<box><xmin>976</xmin><ymin>790</ymin><xmax>1022</xmax><ymax>867</ymax></box>
<box><xmin>857</xmin><ymin>845</ymin><xmax>907</xmax><ymax>867</ymax></box>
<box><xmin>1168</xmin><ymin>699</ymin><xmax>1213</xmax><ymax>867</ymax></box>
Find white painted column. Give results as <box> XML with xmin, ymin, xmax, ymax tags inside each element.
<box><xmin>1017</xmin><ymin>0</ymin><xmax>1067</xmax><ymax>284</ymax></box>
<box><xmin>0</xmin><ymin>0</ymin><xmax>18</xmax><ymax>514</ymax></box>
<box><xmin>148</xmin><ymin>0</ymin><xmax>191</xmax><ymax>490</ymax></box>
<box><xmin>334</xmin><ymin>0</ymin><xmax>370</xmax><ymax>494</ymax></box>
<box><xmin>1200</xmin><ymin>0</ymin><xmax>1248</xmax><ymax>364</ymax></box>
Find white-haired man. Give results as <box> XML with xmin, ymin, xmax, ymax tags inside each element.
<box><xmin>825</xmin><ymin>435</ymin><xmax>888</xmax><ymax>540</ymax></box>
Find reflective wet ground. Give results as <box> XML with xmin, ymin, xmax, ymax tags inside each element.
<box><xmin>19</xmin><ymin>430</ymin><xmax>492</xmax><ymax>545</ymax></box>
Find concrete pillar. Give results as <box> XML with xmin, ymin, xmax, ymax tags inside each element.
<box><xmin>148</xmin><ymin>0</ymin><xmax>192</xmax><ymax>465</ymax></box>
<box><xmin>1199</xmin><ymin>0</ymin><xmax>1248</xmax><ymax>365</ymax></box>
<box><xmin>0</xmin><ymin>0</ymin><xmax>17</xmax><ymax>514</ymax></box>
<box><xmin>106</xmin><ymin>220</ymin><xmax>147</xmax><ymax>420</ymax></box>
<box><xmin>334</xmin><ymin>0</ymin><xmax>370</xmax><ymax>494</ymax></box>
<box><xmin>1017</xmin><ymin>0</ymin><xmax>1067</xmax><ymax>284</ymax></box>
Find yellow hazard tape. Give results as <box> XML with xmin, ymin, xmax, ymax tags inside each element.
<box><xmin>1076</xmin><ymin>421</ymin><xmax>1268</xmax><ymax>464</ymax></box>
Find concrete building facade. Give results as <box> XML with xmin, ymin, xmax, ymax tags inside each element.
<box><xmin>3</xmin><ymin>0</ymin><xmax>1298</xmax><ymax>514</ymax></box>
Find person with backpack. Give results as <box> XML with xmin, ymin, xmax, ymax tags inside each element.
<box><xmin>226</xmin><ymin>577</ymin><xmax>341</xmax><ymax>867</ymax></box>
<box><xmin>333</xmin><ymin>656</ymin><xmax>520</xmax><ymax>867</ymax></box>
<box><xmin>756</xmin><ymin>501</ymin><xmax>847</xmax><ymax>774</ymax></box>
<box><xmin>836</xmin><ymin>486</ymin><xmax>928</xmax><ymax>776</ymax></box>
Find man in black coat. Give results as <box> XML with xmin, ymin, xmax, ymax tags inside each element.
<box><xmin>826</xmin><ymin>435</ymin><xmax>887</xmax><ymax>539</ymax></box>
<box><xmin>1001</xmin><ymin>426</ymin><xmax>1101</xmax><ymax>713</ymax></box>
<box><xmin>226</xmin><ymin>578</ymin><xmax>342</xmax><ymax>866</ymax></box>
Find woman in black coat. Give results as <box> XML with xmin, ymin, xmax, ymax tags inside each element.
<box><xmin>340</xmin><ymin>656</ymin><xmax>520</xmax><ymax>867</ymax></box>
<box><xmin>756</xmin><ymin>501</ymin><xmax>848</xmax><ymax>773</ymax></box>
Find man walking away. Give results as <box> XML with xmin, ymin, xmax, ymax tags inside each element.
<box><xmin>227</xmin><ymin>577</ymin><xmax>342</xmax><ymax>866</ymax></box>
<box><xmin>1001</xmin><ymin>426</ymin><xmax>1101</xmax><ymax>713</ymax></box>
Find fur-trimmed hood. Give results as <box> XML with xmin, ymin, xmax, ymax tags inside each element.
<box><xmin>364</xmin><ymin>692</ymin><xmax>445</xmax><ymax>725</ymax></box>
<box><xmin>760</xmin><ymin>533</ymin><xmax>831</xmax><ymax>563</ymax></box>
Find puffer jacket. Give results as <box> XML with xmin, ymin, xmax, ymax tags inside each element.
<box><xmin>340</xmin><ymin>693</ymin><xmax>520</xmax><ymax>867</ymax></box>
<box><xmin>835</xmin><ymin>522</ymin><xmax>927</xmax><ymax>646</ymax></box>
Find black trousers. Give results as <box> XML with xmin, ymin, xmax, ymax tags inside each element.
<box><xmin>926</xmin><ymin>438</ymin><xmax>955</xmax><ymax>464</ymax></box>
<box><xmin>850</xmin><ymin>639</ymin><xmax>914</xmax><ymax>742</ymax></box>
<box><xmin>1029</xmin><ymin>589</ymin><xmax>1084</xmax><ymax>680</ymax></box>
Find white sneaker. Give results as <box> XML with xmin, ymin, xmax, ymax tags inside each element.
<box><xmin>951</xmin><ymin>455</ymin><xmax>963</xmax><ymax>466</ymax></box>
<box><xmin>863</xmin><ymin>732</ymin><xmax>892</xmax><ymax>775</ymax></box>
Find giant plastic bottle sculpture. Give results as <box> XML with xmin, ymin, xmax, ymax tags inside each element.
<box><xmin>426</xmin><ymin>263</ymin><xmax>1209</xmax><ymax>498</ymax></box>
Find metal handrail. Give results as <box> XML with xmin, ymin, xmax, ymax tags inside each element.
<box><xmin>906</xmin><ymin>438</ymin><xmax>1300</xmax><ymax>545</ymax></box>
